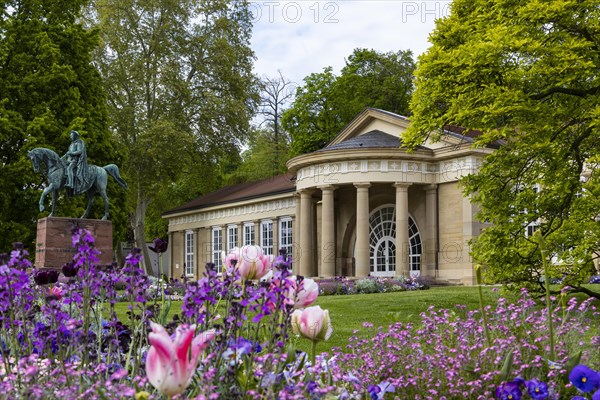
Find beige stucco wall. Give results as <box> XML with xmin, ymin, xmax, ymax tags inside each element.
<box><xmin>437</xmin><ymin>182</ymin><xmax>477</xmax><ymax>284</ymax></box>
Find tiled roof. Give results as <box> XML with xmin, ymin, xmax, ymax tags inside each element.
<box><xmin>162</xmin><ymin>173</ymin><xmax>296</xmax><ymax>216</ymax></box>
<box><xmin>442</xmin><ymin>125</ymin><xmax>503</xmax><ymax>149</ymax></box>
<box><xmin>317</xmin><ymin>130</ymin><xmax>429</xmax><ymax>152</ymax></box>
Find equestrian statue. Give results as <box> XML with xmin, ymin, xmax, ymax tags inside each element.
<box><xmin>28</xmin><ymin>130</ymin><xmax>128</xmax><ymax>220</ymax></box>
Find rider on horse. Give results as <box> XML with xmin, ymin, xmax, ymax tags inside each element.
<box><xmin>64</xmin><ymin>130</ymin><xmax>89</xmax><ymax>196</ymax></box>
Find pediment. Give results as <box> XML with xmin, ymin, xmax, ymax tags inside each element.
<box><xmin>325</xmin><ymin>108</ymin><xmax>472</xmax><ymax>151</ymax></box>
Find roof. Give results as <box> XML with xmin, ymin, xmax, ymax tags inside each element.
<box><xmin>442</xmin><ymin>125</ymin><xmax>503</xmax><ymax>149</ymax></box>
<box><xmin>162</xmin><ymin>173</ymin><xmax>296</xmax><ymax>216</ymax></box>
<box><xmin>317</xmin><ymin>129</ymin><xmax>429</xmax><ymax>152</ymax></box>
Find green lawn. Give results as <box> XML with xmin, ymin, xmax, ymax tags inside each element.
<box><xmin>114</xmin><ymin>286</ymin><xmax>510</xmax><ymax>353</ymax></box>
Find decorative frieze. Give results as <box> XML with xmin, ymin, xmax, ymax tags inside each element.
<box><xmin>295</xmin><ymin>157</ymin><xmax>482</xmax><ymax>188</ymax></box>
<box><xmin>169</xmin><ymin>197</ymin><xmax>297</xmax><ymax>227</ymax></box>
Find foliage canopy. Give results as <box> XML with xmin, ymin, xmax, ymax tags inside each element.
<box><xmin>406</xmin><ymin>0</ymin><xmax>600</xmax><ymax>297</ymax></box>
<box><xmin>283</xmin><ymin>48</ymin><xmax>415</xmax><ymax>156</ymax></box>
<box><xmin>0</xmin><ymin>0</ymin><xmax>125</xmax><ymax>250</ymax></box>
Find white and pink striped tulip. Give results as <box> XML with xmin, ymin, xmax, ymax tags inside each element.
<box><xmin>146</xmin><ymin>322</ymin><xmax>214</xmax><ymax>397</ymax></box>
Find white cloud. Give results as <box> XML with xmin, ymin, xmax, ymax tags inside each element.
<box><xmin>250</xmin><ymin>0</ymin><xmax>451</xmax><ymax>84</ymax></box>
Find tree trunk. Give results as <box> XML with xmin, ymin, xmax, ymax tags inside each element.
<box><xmin>132</xmin><ymin>185</ymin><xmax>152</xmax><ymax>275</ymax></box>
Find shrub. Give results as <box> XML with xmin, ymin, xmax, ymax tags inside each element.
<box><xmin>354</xmin><ymin>278</ymin><xmax>381</xmax><ymax>294</ymax></box>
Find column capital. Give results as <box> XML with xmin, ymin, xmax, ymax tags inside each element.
<box><xmin>393</xmin><ymin>182</ymin><xmax>412</xmax><ymax>191</ymax></box>
<box><xmin>297</xmin><ymin>188</ymin><xmax>315</xmax><ymax>196</ymax></box>
<box><xmin>354</xmin><ymin>182</ymin><xmax>371</xmax><ymax>189</ymax></box>
<box><xmin>424</xmin><ymin>184</ymin><xmax>438</xmax><ymax>191</ymax></box>
<box><xmin>318</xmin><ymin>184</ymin><xmax>337</xmax><ymax>191</ymax></box>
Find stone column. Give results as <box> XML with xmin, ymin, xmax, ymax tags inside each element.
<box><xmin>319</xmin><ymin>185</ymin><xmax>336</xmax><ymax>277</ymax></box>
<box><xmin>425</xmin><ymin>185</ymin><xmax>438</xmax><ymax>277</ymax></box>
<box><xmin>292</xmin><ymin>193</ymin><xmax>301</xmax><ymax>275</ymax></box>
<box><xmin>355</xmin><ymin>183</ymin><xmax>371</xmax><ymax>277</ymax></box>
<box><xmin>195</xmin><ymin>228</ymin><xmax>202</xmax><ymax>278</ymax></box>
<box><xmin>273</xmin><ymin>217</ymin><xmax>279</xmax><ymax>256</ymax></box>
<box><xmin>299</xmin><ymin>189</ymin><xmax>314</xmax><ymax>277</ymax></box>
<box><xmin>394</xmin><ymin>183</ymin><xmax>411</xmax><ymax>278</ymax></box>
<box><xmin>168</xmin><ymin>231</ymin><xmax>174</xmax><ymax>279</ymax></box>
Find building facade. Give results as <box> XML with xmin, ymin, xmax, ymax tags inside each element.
<box><xmin>163</xmin><ymin>108</ymin><xmax>497</xmax><ymax>284</ymax></box>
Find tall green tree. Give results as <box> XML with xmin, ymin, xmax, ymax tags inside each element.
<box><xmin>0</xmin><ymin>0</ymin><xmax>124</xmax><ymax>251</ymax></box>
<box><xmin>283</xmin><ymin>48</ymin><xmax>415</xmax><ymax>156</ymax></box>
<box><xmin>92</xmin><ymin>0</ymin><xmax>258</xmax><ymax>273</ymax></box>
<box><xmin>405</xmin><ymin>0</ymin><xmax>600</xmax><ymax>298</ymax></box>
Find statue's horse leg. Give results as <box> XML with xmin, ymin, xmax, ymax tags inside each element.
<box><xmin>39</xmin><ymin>184</ymin><xmax>57</xmax><ymax>214</ymax></box>
<box><xmin>82</xmin><ymin>188</ymin><xmax>95</xmax><ymax>219</ymax></box>
<box><xmin>98</xmin><ymin>169</ymin><xmax>110</xmax><ymax>220</ymax></box>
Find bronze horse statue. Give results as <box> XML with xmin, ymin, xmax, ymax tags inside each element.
<box><xmin>28</xmin><ymin>147</ymin><xmax>128</xmax><ymax>220</ymax></box>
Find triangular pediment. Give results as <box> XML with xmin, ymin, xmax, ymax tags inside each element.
<box><xmin>325</xmin><ymin>108</ymin><xmax>472</xmax><ymax>151</ymax></box>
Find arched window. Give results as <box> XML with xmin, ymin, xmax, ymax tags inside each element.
<box><xmin>367</xmin><ymin>205</ymin><xmax>421</xmax><ymax>277</ymax></box>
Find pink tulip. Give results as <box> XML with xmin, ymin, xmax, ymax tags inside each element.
<box><xmin>146</xmin><ymin>322</ymin><xmax>214</xmax><ymax>397</ymax></box>
<box><xmin>224</xmin><ymin>245</ymin><xmax>272</xmax><ymax>280</ymax></box>
<box><xmin>291</xmin><ymin>306</ymin><xmax>333</xmax><ymax>342</ymax></box>
<box><xmin>50</xmin><ymin>286</ymin><xmax>63</xmax><ymax>300</ymax></box>
<box><xmin>291</xmin><ymin>276</ymin><xmax>319</xmax><ymax>309</ymax></box>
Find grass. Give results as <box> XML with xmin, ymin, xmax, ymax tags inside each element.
<box><xmin>113</xmin><ymin>286</ymin><xmax>512</xmax><ymax>354</ymax></box>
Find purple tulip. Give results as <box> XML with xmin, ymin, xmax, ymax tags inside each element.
<box><xmin>62</xmin><ymin>261</ymin><xmax>78</xmax><ymax>277</ymax></box>
<box><xmin>33</xmin><ymin>269</ymin><xmax>60</xmax><ymax>286</ymax></box>
<box><xmin>149</xmin><ymin>238</ymin><xmax>168</xmax><ymax>254</ymax></box>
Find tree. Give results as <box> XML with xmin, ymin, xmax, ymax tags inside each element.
<box><xmin>224</xmin><ymin>127</ymin><xmax>290</xmax><ymax>185</ymax></box>
<box><xmin>256</xmin><ymin>70</ymin><xmax>295</xmax><ymax>165</ymax></box>
<box><xmin>282</xmin><ymin>48</ymin><xmax>415</xmax><ymax>156</ymax></box>
<box><xmin>0</xmin><ymin>0</ymin><xmax>125</xmax><ymax>251</ymax></box>
<box><xmin>405</xmin><ymin>0</ymin><xmax>600</xmax><ymax>298</ymax></box>
<box><xmin>92</xmin><ymin>0</ymin><xmax>258</xmax><ymax>273</ymax></box>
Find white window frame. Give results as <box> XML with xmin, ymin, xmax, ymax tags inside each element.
<box><xmin>212</xmin><ymin>227</ymin><xmax>223</xmax><ymax>271</ymax></box>
<box><xmin>524</xmin><ymin>185</ymin><xmax>540</xmax><ymax>238</ymax></box>
<box><xmin>260</xmin><ymin>220</ymin><xmax>274</xmax><ymax>256</ymax></box>
<box><xmin>278</xmin><ymin>217</ymin><xmax>293</xmax><ymax>258</ymax></box>
<box><xmin>227</xmin><ymin>225</ymin><xmax>238</xmax><ymax>252</ymax></box>
<box><xmin>185</xmin><ymin>230</ymin><xmax>195</xmax><ymax>277</ymax></box>
<box><xmin>243</xmin><ymin>222</ymin><xmax>255</xmax><ymax>246</ymax></box>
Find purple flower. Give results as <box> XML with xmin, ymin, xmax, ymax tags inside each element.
<box><xmin>148</xmin><ymin>238</ymin><xmax>168</xmax><ymax>254</ymax></box>
<box><xmin>594</xmin><ymin>390</ymin><xmax>600</xmax><ymax>400</ymax></box>
<box><xmin>525</xmin><ymin>379</ymin><xmax>548</xmax><ymax>400</ymax></box>
<box><xmin>572</xmin><ymin>397</ymin><xmax>587</xmax><ymax>400</ymax></box>
<box><xmin>62</xmin><ymin>261</ymin><xmax>78</xmax><ymax>277</ymax></box>
<box><xmin>496</xmin><ymin>381</ymin><xmax>522</xmax><ymax>400</ymax></box>
<box><xmin>33</xmin><ymin>269</ymin><xmax>60</xmax><ymax>285</ymax></box>
<box><xmin>368</xmin><ymin>381</ymin><xmax>395</xmax><ymax>400</ymax></box>
<box><xmin>569</xmin><ymin>365</ymin><xmax>600</xmax><ymax>393</ymax></box>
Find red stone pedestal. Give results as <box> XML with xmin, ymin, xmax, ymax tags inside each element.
<box><xmin>35</xmin><ymin>217</ymin><xmax>113</xmax><ymax>268</ymax></box>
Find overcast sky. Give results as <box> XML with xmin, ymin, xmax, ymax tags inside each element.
<box><xmin>250</xmin><ymin>0</ymin><xmax>452</xmax><ymax>86</ymax></box>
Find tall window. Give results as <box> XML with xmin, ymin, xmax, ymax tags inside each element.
<box><xmin>260</xmin><ymin>220</ymin><xmax>274</xmax><ymax>255</ymax></box>
<box><xmin>212</xmin><ymin>227</ymin><xmax>223</xmax><ymax>270</ymax></box>
<box><xmin>185</xmin><ymin>230</ymin><xmax>195</xmax><ymax>276</ymax></box>
<box><xmin>243</xmin><ymin>223</ymin><xmax>255</xmax><ymax>245</ymax></box>
<box><xmin>227</xmin><ymin>225</ymin><xmax>238</xmax><ymax>251</ymax></box>
<box><xmin>522</xmin><ymin>185</ymin><xmax>540</xmax><ymax>237</ymax></box>
<box><xmin>367</xmin><ymin>206</ymin><xmax>421</xmax><ymax>277</ymax></box>
<box><xmin>279</xmin><ymin>218</ymin><xmax>293</xmax><ymax>258</ymax></box>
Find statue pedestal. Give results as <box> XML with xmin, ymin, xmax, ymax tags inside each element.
<box><xmin>35</xmin><ymin>217</ymin><xmax>113</xmax><ymax>268</ymax></box>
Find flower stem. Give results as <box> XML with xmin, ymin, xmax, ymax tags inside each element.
<box><xmin>311</xmin><ymin>340</ymin><xmax>317</xmax><ymax>366</ymax></box>
<box><xmin>538</xmin><ymin>237</ymin><xmax>556</xmax><ymax>362</ymax></box>
<box><xmin>475</xmin><ymin>265</ymin><xmax>492</xmax><ymax>348</ymax></box>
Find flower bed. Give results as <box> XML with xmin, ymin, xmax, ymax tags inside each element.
<box><xmin>0</xmin><ymin>229</ymin><xmax>598</xmax><ymax>399</ymax></box>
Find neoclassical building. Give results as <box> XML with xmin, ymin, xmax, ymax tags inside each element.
<box><xmin>163</xmin><ymin>108</ymin><xmax>497</xmax><ymax>284</ymax></box>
